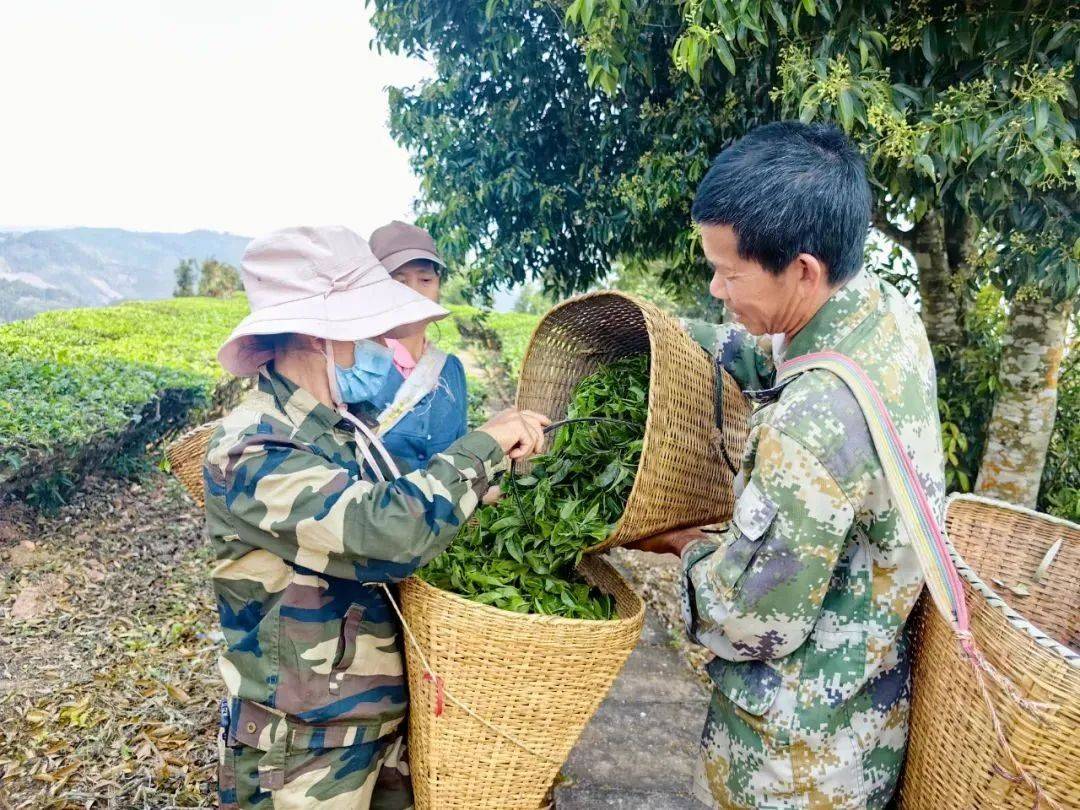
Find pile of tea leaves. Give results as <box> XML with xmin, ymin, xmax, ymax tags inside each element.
<box><xmin>420</xmin><ymin>355</ymin><xmax>648</xmax><ymax>619</ymax></box>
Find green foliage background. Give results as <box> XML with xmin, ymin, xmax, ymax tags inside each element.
<box><xmin>369</xmin><ymin>0</ymin><xmax>1077</xmax><ymax>520</ymax></box>
<box><xmin>1040</xmin><ymin>327</ymin><xmax>1080</xmax><ymax>520</ymax></box>
<box><xmin>0</xmin><ymin>297</ymin><xmax>248</xmax><ymax>508</ymax></box>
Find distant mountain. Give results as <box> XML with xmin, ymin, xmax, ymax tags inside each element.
<box><xmin>0</xmin><ymin>227</ymin><xmax>250</xmax><ymax>322</ymax></box>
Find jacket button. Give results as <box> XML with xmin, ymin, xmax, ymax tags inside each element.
<box><xmin>246</xmin><ymin>722</ymin><xmax>257</xmax><ymax>734</ymax></box>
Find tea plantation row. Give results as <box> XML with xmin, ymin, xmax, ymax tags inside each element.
<box><xmin>0</xmin><ymin>296</ymin><xmax>538</xmax><ymax>509</ymax></box>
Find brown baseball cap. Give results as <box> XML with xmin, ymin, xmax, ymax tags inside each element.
<box><xmin>369</xmin><ymin>220</ymin><xmax>447</xmax><ymax>275</ymax></box>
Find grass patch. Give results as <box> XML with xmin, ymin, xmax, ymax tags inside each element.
<box><xmin>432</xmin><ymin>305</ymin><xmax>540</xmax><ymax>374</ymax></box>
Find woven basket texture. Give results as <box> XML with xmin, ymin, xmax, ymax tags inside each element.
<box><xmin>515</xmin><ymin>291</ymin><xmax>750</xmax><ymax>552</ymax></box>
<box><xmin>165</xmin><ymin>420</ymin><xmax>219</xmax><ymax>508</ymax></box>
<box><xmin>400</xmin><ymin>555</ymin><xmax>644</xmax><ymax>810</ymax></box>
<box><xmin>901</xmin><ymin>495</ymin><xmax>1079</xmax><ymax>810</ymax></box>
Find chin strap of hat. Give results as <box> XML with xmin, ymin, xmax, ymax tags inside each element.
<box><xmin>324</xmin><ymin>341</ymin><xmax>402</xmax><ymax>482</ymax></box>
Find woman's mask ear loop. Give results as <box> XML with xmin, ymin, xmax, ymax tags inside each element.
<box><xmin>324</xmin><ymin>340</ymin><xmax>402</xmax><ymax>481</ymax></box>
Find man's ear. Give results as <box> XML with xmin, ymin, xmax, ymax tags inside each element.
<box><xmin>793</xmin><ymin>253</ymin><xmax>829</xmax><ymax>291</ymax></box>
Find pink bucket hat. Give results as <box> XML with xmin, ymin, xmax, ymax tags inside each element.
<box><xmin>217</xmin><ymin>225</ymin><xmax>448</xmax><ymax>376</ymax></box>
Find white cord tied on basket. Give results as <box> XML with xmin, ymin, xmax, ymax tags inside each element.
<box><xmin>376</xmin><ymin>582</ymin><xmax>562</xmax><ymax>767</ymax></box>
<box><xmin>327</xmin><ymin>336</ymin><xmax>560</xmax><ymax>767</ymax></box>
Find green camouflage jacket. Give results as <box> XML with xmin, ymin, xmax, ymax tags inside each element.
<box><xmin>682</xmin><ymin>270</ymin><xmax>944</xmax><ymax>809</ymax></box>
<box><xmin>203</xmin><ymin>365</ymin><xmax>505</xmax><ymax>760</ymax></box>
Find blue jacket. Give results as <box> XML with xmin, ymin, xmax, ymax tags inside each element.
<box><xmin>370</xmin><ymin>353</ymin><xmax>469</xmax><ymax>473</ymax></box>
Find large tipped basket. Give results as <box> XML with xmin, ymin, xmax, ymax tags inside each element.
<box><xmin>516</xmin><ymin>291</ymin><xmax>751</xmax><ymax>552</ymax></box>
<box><xmin>901</xmin><ymin>494</ymin><xmax>1079</xmax><ymax>810</ymax></box>
<box><xmin>399</xmin><ymin>555</ymin><xmax>644</xmax><ymax>810</ymax></box>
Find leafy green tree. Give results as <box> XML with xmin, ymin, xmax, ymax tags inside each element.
<box><xmin>1039</xmin><ymin>323</ymin><xmax>1079</xmax><ymax>520</ymax></box>
<box><xmin>439</xmin><ymin>272</ymin><xmax>474</xmax><ymax>306</ymax></box>
<box><xmin>369</xmin><ymin>0</ymin><xmax>1077</xmax><ymax>510</ymax></box>
<box><xmin>609</xmin><ymin>260</ymin><xmax>722</xmax><ymax>320</ymax></box>
<box><xmin>173</xmin><ymin>258</ymin><xmax>197</xmax><ymax>298</ymax></box>
<box><xmin>512</xmin><ymin>282</ymin><xmax>557</xmax><ymax>314</ymax></box>
<box><xmin>196</xmin><ymin>259</ymin><xmax>242</xmax><ymax>299</ymax></box>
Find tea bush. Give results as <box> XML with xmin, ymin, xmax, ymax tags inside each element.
<box><xmin>0</xmin><ymin>297</ymin><xmax>249</xmax><ymax>505</ymax></box>
<box><xmin>432</xmin><ymin>305</ymin><xmax>540</xmax><ymax>379</ymax></box>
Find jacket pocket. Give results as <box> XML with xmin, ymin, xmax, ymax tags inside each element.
<box><xmin>706</xmin><ymin>655</ymin><xmax>795</xmax><ymax>718</ymax></box>
<box><xmin>801</xmin><ymin>621</ymin><xmax>867</xmax><ymax>709</ymax></box>
<box><xmin>329</xmin><ymin>604</ymin><xmax>365</xmax><ymax>695</ymax></box>
<box><xmin>329</xmin><ymin>603</ymin><xmax>404</xmax><ymax>696</ymax></box>
<box><xmin>713</xmin><ymin>478</ymin><xmax>779</xmax><ymax>595</ymax></box>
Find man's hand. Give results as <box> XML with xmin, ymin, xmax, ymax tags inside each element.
<box><xmin>625</xmin><ymin>527</ymin><xmax>710</xmax><ymax>557</ymax></box>
<box><xmin>477</xmin><ymin>408</ymin><xmax>551</xmax><ymax>460</ymax></box>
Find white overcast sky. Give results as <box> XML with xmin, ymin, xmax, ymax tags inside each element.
<box><xmin>0</xmin><ymin>1</ymin><xmax>432</xmax><ymax>238</ymax></box>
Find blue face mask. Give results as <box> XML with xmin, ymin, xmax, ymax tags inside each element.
<box><xmin>334</xmin><ymin>339</ymin><xmax>394</xmax><ymax>404</ymax></box>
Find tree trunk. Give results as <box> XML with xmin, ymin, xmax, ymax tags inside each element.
<box><xmin>913</xmin><ymin>210</ymin><xmax>965</xmax><ymax>352</ymax></box>
<box><xmin>975</xmin><ymin>295</ymin><xmax>1071</xmax><ymax>507</ymax></box>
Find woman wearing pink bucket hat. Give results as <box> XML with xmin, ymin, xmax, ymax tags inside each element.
<box><xmin>205</xmin><ymin>226</ymin><xmax>549</xmax><ymax>809</ymax></box>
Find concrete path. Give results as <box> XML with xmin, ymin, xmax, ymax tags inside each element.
<box><xmin>554</xmin><ymin>610</ymin><xmax>712</xmax><ymax>809</ymax></box>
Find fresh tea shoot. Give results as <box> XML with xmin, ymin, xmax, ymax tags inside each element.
<box><xmin>420</xmin><ymin>355</ymin><xmax>649</xmax><ymax>619</ymax></box>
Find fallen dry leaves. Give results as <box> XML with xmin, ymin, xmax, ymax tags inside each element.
<box><xmin>1</xmin><ymin>472</ymin><xmax>219</xmax><ymax>808</ymax></box>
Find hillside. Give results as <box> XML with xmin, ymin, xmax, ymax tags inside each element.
<box><xmin>0</xmin><ymin>296</ymin><xmax>539</xmax><ymax>508</ymax></box>
<box><xmin>0</xmin><ymin>228</ymin><xmax>249</xmax><ymax>322</ymax></box>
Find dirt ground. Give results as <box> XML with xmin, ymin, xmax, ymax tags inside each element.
<box><xmin>608</xmin><ymin>547</ymin><xmax>712</xmax><ymax>687</ymax></box>
<box><xmin>0</xmin><ymin>469</ymin><xmax>711</xmax><ymax>809</ymax></box>
<box><xmin>0</xmin><ymin>471</ymin><xmax>219</xmax><ymax>808</ymax></box>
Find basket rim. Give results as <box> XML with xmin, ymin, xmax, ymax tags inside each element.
<box><xmin>515</xmin><ymin>289</ymin><xmax>710</xmax><ymax>553</ymax></box>
<box><xmin>166</xmin><ymin>418</ymin><xmax>220</xmax><ymax>458</ymax></box>
<box><xmin>401</xmin><ymin>562</ymin><xmax>646</xmax><ymax>629</ymax></box>
<box><xmin>946</xmin><ymin>493</ymin><xmax>1079</xmax><ymax>667</ymax></box>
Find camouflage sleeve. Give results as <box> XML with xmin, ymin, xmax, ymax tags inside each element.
<box><xmin>680</xmin><ymin>318</ymin><xmax>776</xmax><ymax>391</ymax></box>
<box><xmin>680</xmin><ymin>425</ymin><xmax>855</xmax><ymax>661</ymax></box>
<box><xmin>217</xmin><ymin>430</ymin><xmax>506</xmax><ymax>583</ymax></box>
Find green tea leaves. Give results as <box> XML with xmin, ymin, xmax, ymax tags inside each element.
<box><xmin>419</xmin><ymin>356</ymin><xmax>649</xmax><ymax>620</ymax></box>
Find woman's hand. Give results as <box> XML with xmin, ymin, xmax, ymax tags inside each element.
<box><xmin>481</xmin><ymin>485</ymin><xmax>503</xmax><ymax>505</ymax></box>
<box><xmin>478</xmin><ymin>409</ymin><xmax>551</xmax><ymax>460</ymax></box>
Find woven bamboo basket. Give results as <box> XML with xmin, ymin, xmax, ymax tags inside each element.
<box><xmin>165</xmin><ymin>419</ymin><xmax>220</xmax><ymax>508</ymax></box>
<box><xmin>399</xmin><ymin>554</ymin><xmax>644</xmax><ymax>810</ymax></box>
<box><xmin>900</xmin><ymin>494</ymin><xmax>1080</xmax><ymax>810</ymax></box>
<box><xmin>516</xmin><ymin>291</ymin><xmax>751</xmax><ymax>552</ymax></box>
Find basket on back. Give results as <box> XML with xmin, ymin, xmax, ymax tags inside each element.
<box><xmin>401</xmin><ymin>555</ymin><xmax>643</xmax><ymax>809</ymax></box>
<box><xmin>165</xmin><ymin>420</ymin><xmax>220</xmax><ymax>507</ymax></box>
<box><xmin>516</xmin><ymin>291</ymin><xmax>750</xmax><ymax>552</ymax></box>
<box><xmin>901</xmin><ymin>494</ymin><xmax>1079</xmax><ymax>810</ymax></box>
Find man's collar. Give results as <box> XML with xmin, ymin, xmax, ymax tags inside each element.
<box><xmin>781</xmin><ymin>270</ymin><xmax>879</xmax><ymax>363</ymax></box>
<box><xmin>258</xmin><ymin>364</ymin><xmax>347</xmax><ymax>441</ymax></box>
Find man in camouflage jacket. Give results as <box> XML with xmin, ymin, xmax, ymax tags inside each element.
<box><xmin>632</xmin><ymin>123</ymin><xmax>944</xmax><ymax>809</ymax></box>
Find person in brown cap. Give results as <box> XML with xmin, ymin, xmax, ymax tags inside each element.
<box><xmin>367</xmin><ymin>221</ymin><xmax>471</xmax><ymax>473</ymax></box>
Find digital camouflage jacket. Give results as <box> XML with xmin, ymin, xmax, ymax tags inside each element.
<box><xmin>682</xmin><ymin>271</ymin><xmax>944</xmax><ymax>809</ymax></box>
<box><xmin>203</xmin><ymin>365</ymin><xmax>505</xmax><ymax>778</ymax></box>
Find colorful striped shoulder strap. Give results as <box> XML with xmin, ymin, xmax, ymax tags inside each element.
<box><xmin>776</xmin><ymin>351</ymin><xmax>969</xmax><ymax>635</ymax></box>
<box><xmin>777</xmin><ymin>351</ymin><xmax>1060</xmax><ymax>808</ymax></box>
